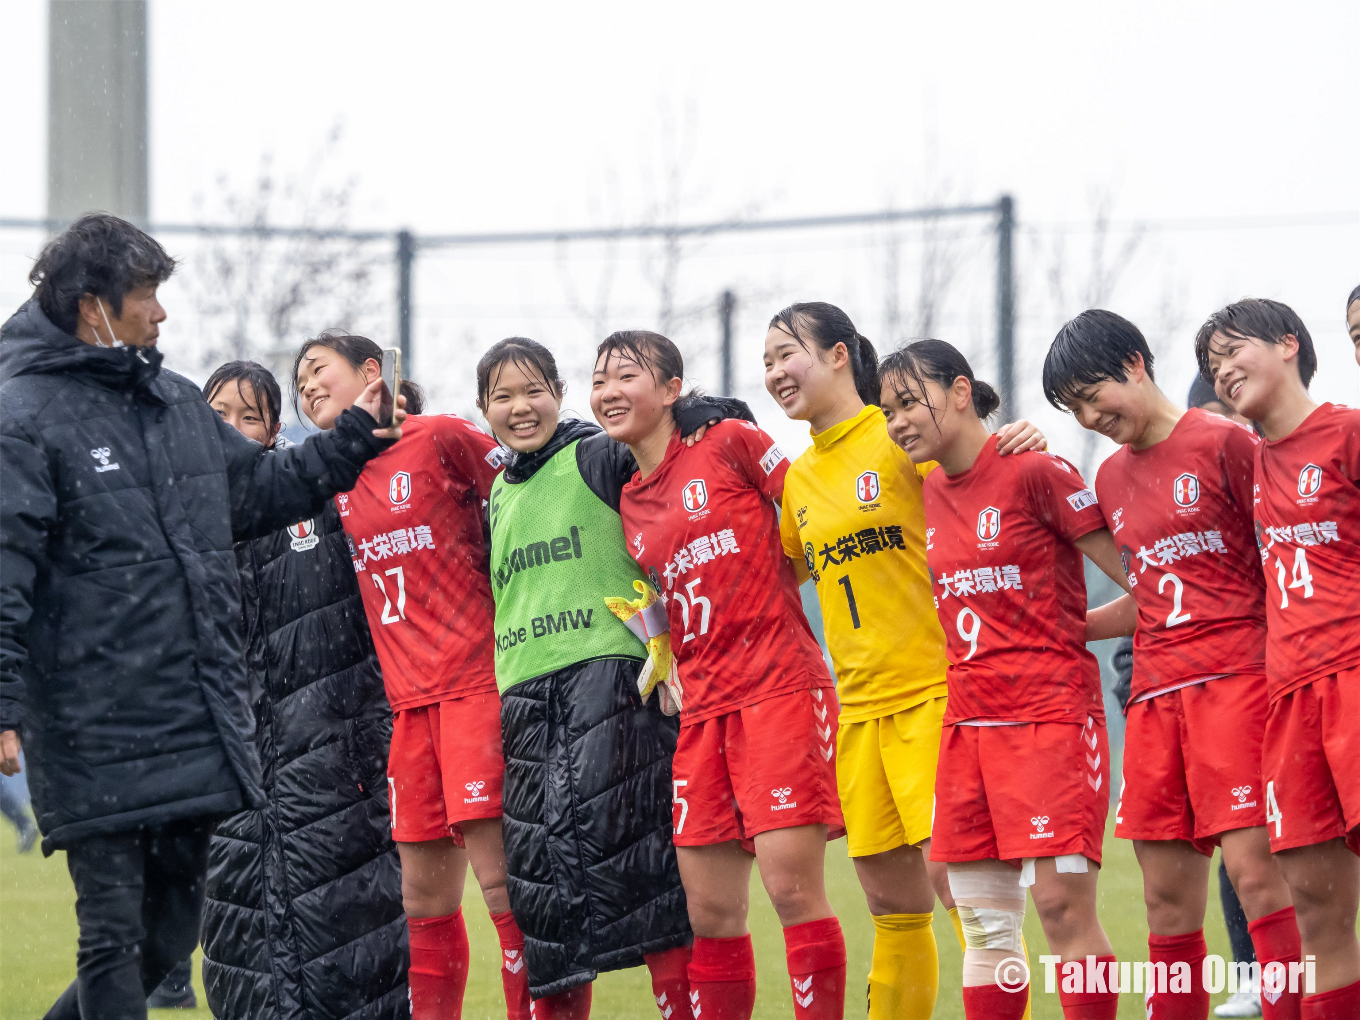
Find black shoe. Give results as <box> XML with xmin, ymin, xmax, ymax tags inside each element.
<box><xmin>146</xmin><ymin>984</ymin><xmax>197</xmax><ymax>1009</ymax></box>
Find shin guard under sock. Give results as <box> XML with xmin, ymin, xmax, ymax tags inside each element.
<box><xmin>963</xmin><ymin>983</ymin><xmax>1029</xmax><ymax>1020</ymax></box>
<box><xmin>489</xmin><ymin>910</ymin><xmax>532</xmax><ymax>1020</ymax></box>
<box><xmin>1301</xmin><ymin>978</ymin><xmax>1360</xmax><ymax>1019</ymax></box>
<box><xmin>1147</xmin><ymin>929</ymin><xmax>1209</xmax><ymax>1019</ymax></box>
<box><xmin>784</xmin><ymin>917</ymin><xmax>847</xmax><ymax>1020</ymax></box>
<box><xmin>529</xmin><ymin>983</ymin><xmax>592</xmax><ymax>1020</ymax></box>
<box><xmin>688</xmin><ymin>935</ymin><xmax>757</xmax><ymax>1020</ymax></box>
<box><xmin>644</xmin><ymin>945</ymin><xmax>692</xmax><ymax>1019</ymax></box>
<box><xmin>1249</xmin><ymin>905</ymin><xmax>1303</xmax><ymax>1020</ymax></box>
<box><xmin>867</xmin><ymin>912</ymin><xmax>938</xmax><ymax>1019</ymax></box>
<box><xmin>1057</xmin><ymin>954</ymin><xmax>1118</xmax><ymax>1019</ymax></box>
<box><xmin>408</xmin><ymin>909</ymin><xmax>470</xmax><ymax>1020</ymax></box>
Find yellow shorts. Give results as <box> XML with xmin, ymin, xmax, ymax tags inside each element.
<box><xmin>837</xmin><ymin>696</ymin><xmax>946</xmax><ymax>856</ymax></box>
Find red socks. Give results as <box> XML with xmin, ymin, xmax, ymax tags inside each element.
<box><xmin>408</xmin><ymin>909</ymin><xmax>470</xmax><ymax>1020</ymax></box>
<box><xmin>783</xmin><ymin>917</ymin><xmax>847</xmax><ymax>1020</ymax></box>
<box><xmin>1057</xmin><ymin>954</ymin><xmax>1119</xmax><ymax>1019</ymax></box>
<box><xmin>529</xmin><ymin>983</ymin><xmax>592</xmax><ymax>1019</ymax></box>
<box><xmin>1147</xmin><ymin>930</ymin><xmax>1209</xmax><ymax>1019</ymax></box>
<box><xmin>1250</xmin><ymin>905</ymin><xmax>1303</xmax><ymax>1020</ymax></box>
<box><xmin>688</xmin><ymin>935</ymin><xmax>757</xmax><ymax>1020</ymax></box>
<box><xmin>645</xmin><ymin>945</ymin><xmax>692</xmax><ymax>1019</ymax></box>
<box><xmin>1302</xmin><ymin>978</ymin><xmax>1360</xmax><ymax>1019</ymax></box>
<box><xmin>490</xmin><ymin>910</ymin><xmax>533</xmax><ymax>1020</ymax></box>
<box><xmin>962</xmin><ymin>983</ymin><xmax>1028</xmax><ymax>1019</ymax></box>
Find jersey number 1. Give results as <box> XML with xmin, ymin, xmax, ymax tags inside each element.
<box><xmin>838</xmin><ymin>576</ymin><xmax>861</xmax><ymax>629</ymax></box>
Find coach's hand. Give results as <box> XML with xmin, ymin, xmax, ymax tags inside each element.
<box><xmin>0</xmin><ymin>730</ymin><xmax>21</xmax><ymax>777</ymax></box>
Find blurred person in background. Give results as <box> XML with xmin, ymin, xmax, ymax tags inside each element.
<box><xmin>1346</xmin><ymin>285</ymin><xmax>1360</xmax><ymax>366</ymax></box>
<box><xmin>0</xmin><ymin>213</ymin><xmax>402</xmax><ymax>1020</ymax></box>
<box><xmin>0</xmin><ymin>747</ymin><xmax>39</xmax><ymax>853</ymax></box>
<box><xmin>196</xmin><ymin>361</ymin><xmax>409</xmax><ymax>1019</ymax></box>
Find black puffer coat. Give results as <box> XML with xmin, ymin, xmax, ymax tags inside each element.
<box><xmin>202</xmin><ymin>496</ymin><xmax>407</xmax><ymax>1020</ymax></box>
<box><xmin>0</xmin><ymin>298</ymin><xmax>389</xmax><ymax>853</ymax></box>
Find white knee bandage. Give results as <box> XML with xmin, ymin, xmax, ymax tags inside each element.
<box><xmin>948</xmin><ymin>862</ymin><xmax>1027</xmax><ymax>953</ymax></box>
<box><xmin>1019</xmin><ymin>853</ymin><xmax>1091</xmax><ymax>887</ymax></box>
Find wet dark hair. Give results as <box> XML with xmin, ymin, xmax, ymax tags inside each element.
<box><xmin>29</xmin><ymin>212</ymin><xmax>177</xmax><ymax>335</ymax></box>
<box><xmin>292</xmin><ymin>329</ymin><xmax>425</xmax><ymax>417</ymax></box>
<box><xmin>1347</xmin><ymin>284</ymin><xmax>1360</xmax><ymax>312</ymax></box>
<box><xmin>768</xmin><ymin>301</ymin><xmax>880</xmax><ymax>406</ymax></box>
<box><xmin>1042</xmin><ymin>309</ymin><xmax>1156</xmax><ymax>410</ymax></box>
<box><xmin>1186</xmin><ymin>372</ymin><xmax>1219</xmax><ymax>411</ymax></box>
<box><xmin>1193</xmin><ymin>298</ymin><xmax>1315</xmax><ymax>388</ymax></box>
<box><xmin>879</xmin><ymin>338</ymin><xmax>1000</xmax><ymax>420</ymax></box>
<box><xmin>475</xmin><ymin>337</ymin><xmax>564</xmax><ymax>409</ymax></box>
<box><xmin>203</xmin><ymin>360</ymin><xmax>282</xmax><ymax>434</ymax></box>
<box><xmin>594</xmin><ymin>329</ymin><xmax>685</xmax><ymax>385</ymax></box>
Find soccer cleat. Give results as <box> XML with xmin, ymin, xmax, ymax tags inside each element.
<box><xmin>1213</xmin><ymin>987</ymin><xmax>1262</xmax><ymax>1018</ymax></box>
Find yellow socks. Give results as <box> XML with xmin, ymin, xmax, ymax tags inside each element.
<box><xmin>867</xmin><ymin>912</ymin><xmax>938</xmax><ymax>1020</ymax></box>
<box><xmin>947</xmin><ymin>906</ymin><xmax>1032</xmax><ymax>1020</ymax></box>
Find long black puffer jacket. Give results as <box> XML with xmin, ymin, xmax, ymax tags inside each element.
<box><xmin>497</xmin><ymin>405</ymin><xmax>751</xmax><ymax>998</ymax></box>
<box><xmin>0</xmin><ymin>299</ymin><xmax>389</xmax><ymax>853</ymax></box>
<box><xmin>201</xmin><ymin>492</ymin><xmax>408</xmax><ymax>1020</ymax></box>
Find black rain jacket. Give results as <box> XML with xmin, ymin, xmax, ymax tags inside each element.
<box><xmin>201</xmin><ymin>494</ymin><xmax>408</xmax><ymax>1020</ymax></box>
<box><xmin>0</xmin><ymin>298</ymin><xmax>390</xmax><ymax>853</ymax></box>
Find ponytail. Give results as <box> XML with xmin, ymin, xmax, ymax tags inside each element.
<box><xmin>879</xmin><ymin>339</ymin><xmax>1000</xmax><ymax>420</ymax></box>
<box><xmin>769</xmin><ymin>302</ymin><xmax>880</xmax><ymax>406</ymax></box>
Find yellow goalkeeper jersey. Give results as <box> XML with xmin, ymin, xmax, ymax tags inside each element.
<box><xmin>780</xmin><ymin>404</ymin><xmax>948</xmax><ymax>723</ymax></box>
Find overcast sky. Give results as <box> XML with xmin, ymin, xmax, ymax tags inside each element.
<box><xmin>2</xmin><ymin>0</ymin><xmax>1356</xmax><ymax>457</ymax></box>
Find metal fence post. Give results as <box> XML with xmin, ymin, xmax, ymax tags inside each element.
<box><xmin>397</xmin><ymin>229</ymin><xmax>414</xmax><ymax>372</ymax></box>
<box><xmin>996</xmin><ymin>195</ymin><xmax>1016</xmax><ymax>419</ymax></box>
<box><xmin>719</xmin><ymin>289</ymin><xmax>736</xmax><ymax>396</ymax></box>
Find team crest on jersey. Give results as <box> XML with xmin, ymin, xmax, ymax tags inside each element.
<box><xmin>1173</xmin><ymin>472</ymin><xmax>1200</xmax><ymax>508</ymax></box>
<box><xmin>288</xmin><ymin>518</ymin><xmax>320</xmax><ymax>552</ymax></box>
<box><xmin>855</xmin><ymin>470</ymin><xmax>881</xmax><ymax>503</ymax></box>
<box><xmin>1297</xmin><ymin>464</ymin><xmax>1323</xmax><ymax>499</ymax></box>
<box><xmin>977</xmin><ymin>506</ymin><xmax>1001</xmax><ymax>542</ymax></box>
<box><xmin>389</xmin><ymin>471</ymin><xmax>412</xmax><ymax>506</ymax></box>
<box><xmin>682</xmin><ymin>479</ymin><xmax>708</xmax><ymax>513</ymax></box>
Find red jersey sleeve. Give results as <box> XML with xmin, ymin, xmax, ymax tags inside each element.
<box><xmin>717</xmin><ymin>421</ymin><xmax>789</xmax><ymax>504</ymax></box>
<box><xmin>428</xmin><ymin>414</ymin><xmax>507</xmax><ymax>500</ymax></box>
<box><xmin>1220</xmin><ymin>419</ymin><xmax>1261</xmax><ymax>517</ymax></box>
<box><xmin>1024</xmin><ymin>452</ymin><xmax>1105</xmax><ymax>544</ymax></box>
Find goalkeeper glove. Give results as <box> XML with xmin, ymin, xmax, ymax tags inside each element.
<box><xmin>604</xmin><ymin>579</ymin><xmax>683</xmax><ymax>716</ymax></box>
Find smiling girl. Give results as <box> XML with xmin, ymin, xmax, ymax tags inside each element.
<box><xmin>474</xmin><ymin>336</ymin><xmax>736</xmax><ymax>1019</ymax></box>
<box><xmin>596</xmin><ymin>330</ymin><xmax>846</xmax><ymax>1020</ymax></box>
<box><xmin>879</xmin><ymin>339</ymin><xmax>1134</xmax><ymax>1020</ymax></box>
<box><xmin>294</xmin><ymin>331</ymin><xmax>525</xmax><ymax>1020</ymax></box>
<box><xmin>763</xmin><ymin>302</ymin><xmax>1043</xmax><ymax>1019</ymax></box>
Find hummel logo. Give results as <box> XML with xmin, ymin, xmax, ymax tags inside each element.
<box><xmin>503</xmin><ymin>948</ymin><xmax>524</xmax><ymax>974</ymax></box>
<box><xmin>464</xmin><ymin>780</ymin><xmax>490</xmax><ymax>804</ymax></box>
<box><xmin>1031</xmin><ymin>815</ymin><xmax>1050</xmax><ymax>833</ymax></box>
<box><xmin>793</xmin><ymin>975</ymin><xmax>814</xmax><ymax>1009</ymax></box>
<box><xmin>772</xmin><ymin>787</ymin><xmax>793</xmax><ymax>804</ymax></box>
<box><xmin>656</xmin><ymin>991</ymin><xmax>673</xmax><ymax>1018</ymax></box>
<box><xmin>1233</xmin><ymin>785</ymin><xmax>1252</xmax><ymax>802</ymax></box>
<box><xmin>90</xmin><ymin>447</ymin><xmax>120</xmax><ymax>473</ymax></box>
<box><xmin>689</xmin><ymin>988</ymin><xmax>701</xmax><ymax>1017</ymax></box>
<box><xmin>1230</xmin><ymin>784</ymin><xmax>1257</xmax><ymax>811</ymax></box>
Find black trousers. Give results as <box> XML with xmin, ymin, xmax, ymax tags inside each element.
<box><xmin>44</xmin><ymin>817</ymin><xmax>211</xmax><ymax>1020</ymax></box>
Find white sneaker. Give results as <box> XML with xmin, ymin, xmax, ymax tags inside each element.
<box><xmin>1214</xmin><ymin>987</ymin><xmax>1262</xmax><ymax>1018</ymax></box>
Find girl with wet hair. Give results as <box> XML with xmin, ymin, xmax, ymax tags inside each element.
<box><xmin>764</xmin><ymin>307</ymin><xmax>1044</xmax><ymax>1019</ymax></box>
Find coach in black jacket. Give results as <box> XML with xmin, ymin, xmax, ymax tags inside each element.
<box><xmin>0</xmin><ymin>215</ymin><xmax>403</xmax><ymax>1020</ymax></box>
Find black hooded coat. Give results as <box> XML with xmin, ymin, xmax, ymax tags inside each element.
<box><xmin>201</xmin><ymin>491</ymin><xmax>407</xmax><ymax>1020</ymax></box>
<box><xmin>0</xmin><ymin>298</ymin><xmax>390</xmax><ymax>853</ymax></box>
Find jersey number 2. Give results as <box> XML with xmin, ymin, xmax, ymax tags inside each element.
<box><xmin>372</xmin><ymin>566</ymin><xmax>407</xmax><ymax>624</ymax></box>
<box><xmin>1158</xmin><ymin>572</ymin><xmax>1192</xmax><ymax>628</ymax></box>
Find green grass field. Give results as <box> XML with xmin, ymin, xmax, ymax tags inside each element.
<box><xmin>2</xmin><ymin>819</ymin><xmax>1250</xmax><ymax>1020</ymax></box>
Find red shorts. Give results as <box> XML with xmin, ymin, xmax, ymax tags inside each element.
<box><xmin>387</xmin><ymin>692</ymin><xmax>505</xmax><ymax>845</ymax></box>
<box><xmin>932</xmin><ymin>715</ymin><xmax>1110</xmax><ymax>864</ymax></box>
<box><xmin>1116</xmin><ymin>675</ymin><xmax>1268</xmax><ymax>855</ymax></box>
<box><xmin>1260</xmin><ymin>668</ymin><xmax>1360</xmax><ymax>855</ymax></box>
<box><xmin>671</xmin><ymin>687</ymin><xmax>845</xmax><ymax>848</ymax></box>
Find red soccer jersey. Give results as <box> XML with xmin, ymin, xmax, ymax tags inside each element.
<box><xmin>338</xmin><ymin>414</ymin><xmax>506</xmax><ymax>711</ymax></box>
<box><xmin>619</xmin><ymin>420</ymin><xmax>833</xmax><ymax>723</ymax></box>
<box><xmin>1095</xmin><ymin>408</ymin><xmax>1267</xmax><ymax>702</ymax></box>
<box><xmin>1253</xmin><ymin>402</ymin><xmax>1360</xmax><ymax>699</ymax></box>
<box><xmin>923</xmin><ymin>443</ymin><xmax>1107</xmax><ymax>725</ymax></box>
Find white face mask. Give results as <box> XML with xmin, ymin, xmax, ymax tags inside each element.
<box><xmin>94</xmin><ymin>298</ymin><xmax>123</xmax><ymax>348</ymax></box>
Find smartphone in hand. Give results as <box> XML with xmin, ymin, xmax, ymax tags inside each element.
<box><xmin>379</xmin><ymin>348</ymin><xmax>402</xmax><ymax>428</ymax></box>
